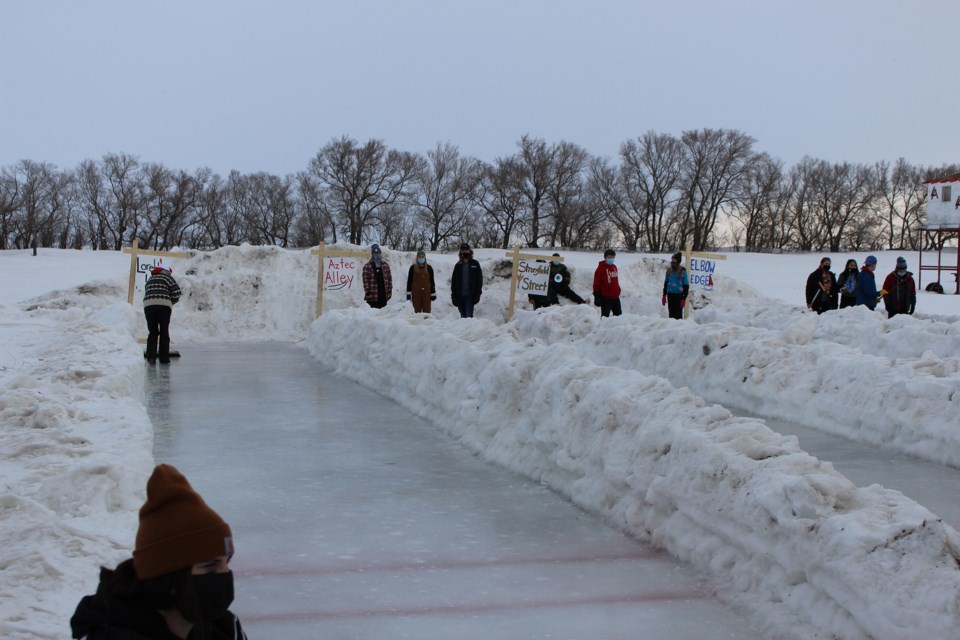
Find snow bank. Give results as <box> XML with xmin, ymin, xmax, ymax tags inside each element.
<box><xmin>0</xmin><ymin>291</ymin><xmax>152</xmax><ymax>639</ymax></box>
<box><xmin>308</xmin><ymin>310</ymin><xmax>960</xmax><ymax>640</ymax></box>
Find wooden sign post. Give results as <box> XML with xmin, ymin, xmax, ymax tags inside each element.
<box><xmin>123</xmin><ymin>239</ymin><xmax>192</xmax><ymax>304</ymax></box>
<box><xmin>504</xmin><ymin>246</ymin><xmax>564</xmax><ymax>320</ymax></box>
<box><xmin>311</xmin><ymin>242</ymin><xmax>371</xmax><ymax>317</ymax></box>
<box><xmin>681</xmin><ymin>245</ymin><xmax>726</xmax><ymax>319</ymax></box>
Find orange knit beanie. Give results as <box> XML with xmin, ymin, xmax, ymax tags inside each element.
<box><xmin>132</xmin><ymin>464</ymin><xmax>233</xmax><ymax>580</ymax></box>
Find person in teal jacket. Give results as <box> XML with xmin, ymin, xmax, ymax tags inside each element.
<box><xmin>661</xmin><ymin>252</ymin><xmax>689</xmax><ymax>319</ymax></box>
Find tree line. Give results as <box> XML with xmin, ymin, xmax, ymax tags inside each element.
<box><xmin>1</xmin><ymin>131</ymin><xmax>956</xmax><ymax>254</ymax></box>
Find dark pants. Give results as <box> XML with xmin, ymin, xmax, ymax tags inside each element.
<box><xmin>366</xmin><ymin>299</ymin><xmax>387</xmax><ymax>309</ymax></box>
<box><xmin>839</xmin><ymin>296</ymin><xmax>856</xmax><ymax>309</ymax></box>
<box><xmin>551</xmin><ymin>285</ymin><xmax>585</xmax><ymax>305</ymax></box>
<box><xmin>144</xmin><ymin>305</ymin><xmax>172</xmax><ymax>362</ymax></box>
<box><xmin>666</xmin><ymin>294</ymin><xmax>685</xmax><ymax>320</ymax></box>
<box><xmin>600</xmin><ymin>296</ymin><xmax>622</xmax><ymax>317</ymax></box>
<box><xmin>457</xmin><ymin>295</ymin><xmax>476</xmax><ymax>318</ymax></box>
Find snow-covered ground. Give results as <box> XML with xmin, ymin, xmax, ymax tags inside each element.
<box><xmin>1</xmin><ymin>245</ymin><xmax>958</xmax><ymax>639</ymax></box>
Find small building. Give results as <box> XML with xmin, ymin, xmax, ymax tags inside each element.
<box><xmin>920</xmin><ymin>173</ymin><xmax>960</xmax><ymax>293</ymax></box>
<box><xmin>924</xmin><ymin>173</ymin><xmax>960</xmax><ymax>228</ymax></box>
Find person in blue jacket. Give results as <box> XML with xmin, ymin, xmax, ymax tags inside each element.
<box><xmin>855</xmin><ymin>255</ymin><xmax>880</xmax><ymax>310</ymax></box>
<box><xmin>661</xmin><ymin>252</ymin><xmax>689</xmax><ymax>319</ymax></box>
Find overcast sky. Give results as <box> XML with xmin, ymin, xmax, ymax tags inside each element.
<box><xmin>1</xmin><ymin>0</ymin><xmax>958</xmax><ymax>177</ymax></box>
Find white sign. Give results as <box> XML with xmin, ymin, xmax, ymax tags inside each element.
<box><xmin>517</xmin><ymin>260</ymin><xmax>550</xmax><ymax>295</ymax></box>
<box><xmin>926</xmin><ymin>180</ymin><xmax>960</xmax><ymax>229</ymax></box>
<box><xmin>688</xmin><ymin>257</ymin><xmax>719</xmax><ymax>291</ymax></box>
<box><xmin>135</xmin><ymin>257</ymin><xmax>176</xmax><ymax>293</ymax></box>
<box><xmin>324</xmin><ymin>257</ymin><xmax>358</xmax><ymax>291</ymax></box>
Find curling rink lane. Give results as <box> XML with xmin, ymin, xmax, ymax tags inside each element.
<box><xmin>147</xmin><ymin>342</ymin><xmax>766</xmax><ymax>639</ymax></box>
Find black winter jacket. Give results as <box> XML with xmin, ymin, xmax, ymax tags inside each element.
<box><xmin>71</xmin><ymin>588</ymin><xmax>247</xmax><ymax>640</ymax></box>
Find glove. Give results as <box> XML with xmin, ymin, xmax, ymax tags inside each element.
<box><xmin>430</xmin><ymin>294</ymin><xmax>436</xmax><ymax>301</ymax></box>
<box><xmin>451</xmin><ymin>296</ymin><xmax>457</xmax><ymax>306</ymax></box>
<box><xmin>593</xmin><ymin>292</ymin><xmax>601</xmax><ymax>307</ymax></box>
<box><xmin>473</xmin><ymin>293</ymin><xmax>481</xmax><ymax>305</ymax></box>
<box><xmin>661</xmin><ymin>295</ymin><xmax>666</xmax><ymax>306</ymax></box>
<box><xmin>879</xmin><ymin>289</ymin><xmax>888</xmax><ymax>297</ymax></box>
<box><xmin>406</xmin><ymin>293</ymin><xmax>411</xmax><ymax>301</ymax></box>
<box><xmin>680</xmin><ymin>298</ymin><xmax>686</xmax><ymax>309</ymax></box>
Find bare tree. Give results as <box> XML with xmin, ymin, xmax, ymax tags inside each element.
<box><xmin>543</xmin><ymin>141</ymin><xmax>589</xmax><ymax>247</ymax></box>
<box><xmin>618</xmin><ymin>132</ymin><xmax>684</xmax><ymax>251</ymax></box>
<box><xmin>729</xmin><ymin>153</ymin><xmax>785</xmax><ymax>252</ymax></box>
<box><xmin>512</xmin><ymin>135</ymin><xmax>554</xmax><ymax>247</ymax></box>
<box><xmin>412</xmin><ymin>142</ymin><xmax>480</xmax><ymax>250</ymax></box>
<box><xmin>307</xmin><ymin>136</ymin><xmax>420</xmax><ymax>245</ymax></box>
<box><xmin>474</xmin><ymin>158</ymin><xmax>527</xmax><ymax>249</ymax></box>
<box><xmin>100</xmin><ymin>153</ymin><xmax>145</xmax><ymax>250</ymax></box>
<box><xmin>676</xmin><ymin>129</ymin><xmax>754</xmax><ymax>250</ymax></box>
<box><xmin>0</xmin><ymin>165</ymin><xmax>23</xmax><ymax>250</ymax></box>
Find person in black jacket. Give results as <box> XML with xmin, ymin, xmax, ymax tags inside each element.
<box><xmin>804</xmin><ymin>257</ymin><xmax>838</xmax><ymax>314</ymax></box>
<box><xmin>143</xmin><ymin>262</ymin><xmax>182</xmax><ymax>364</ymax></box>
<box><xmin>450</xmin><ymin>243</ymin><xmax>483</xmax><ymax>318</ymax></box>
<box><xmin>71</xmin><ymin>465</ymin><xmax>248</xmax><ymax>640</ymax></box>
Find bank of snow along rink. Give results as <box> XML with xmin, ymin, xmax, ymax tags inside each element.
<box><xmin>309</xmin><ymin>306</ymin><xmax>960</xmax><ymax>640</ymax></box>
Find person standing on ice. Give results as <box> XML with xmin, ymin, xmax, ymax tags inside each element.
<box><xmin>881</xmin><ymin>256</ymin><xmax>917</xmax><ymax>318</ymax></box>
<box><xmin>362</xmin><ymin>244</ymin><xmax>392</xmax><ymax>309</ymax></box>
<box><xmin>592</xmin><ymin>248</ymin><xmax>622</xmax><ymax>317</ymax></box>
<box><xmin>855</xmin><ymin>255</ymin><xmax>881</xmax><ymax>310</ymax></box>
<box><xmin>406</xmin><ymin>249</ymin><xmax>436</xmax><ymax>313</ymax></box>
<box><xmin>451</xmin><ymin>243</ymin><xmax>483</xmax><ymax>318</ymax></box>
<box><xmin>661</xmin><ymin>251</ymin><xmax>689</xmax><ymax>319</ymax></box>
<box><xmin>143</xmin><ymin>261</ymin><xmax>181</xmax><ymax>364</ymax></box>
<box><xmin>836</xmin><ymin>258</ymin><xmax>859</xmax><ymax>309</ymax></box>
<box><xmin>70</xmin><ymin>464</ymin><xmax>248</xmax><ymax>640</ymax></box>
<box><xmin>804</xmin><ymin>256</ymin><xmax>837</xmax><ymax>314</ymax></box>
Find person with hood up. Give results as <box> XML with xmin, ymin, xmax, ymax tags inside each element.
<box><xmin>70</xmin><ymin>464</ymin><xmax>248</xmax><ymax>640</ymax></box>
<box><xmin>406</xmin><ymin>249</ymin><xmax>436</xmax><ymax>313</ymax></box>
<box><xmin>143</xmin><ymin>261</ymin><xmax>182</xmax><ymax>364</ymax></box>
<box><xmin>804</xmin><ymin>256</ymin><xmax>838</xmax><ymax>314</ymax></box>
<box><xmin>855</xmin><ymin>255</ymin><xmax>881</xmax><ymax>310</ymax></box>
<box><xmin>547</xmin><ymin>253</ymin><xmax>586</xmax><ymax>305</ymax></box>
<box><xmin>836</xmin><ymin>258</ymin><xmax>859</xmax><ymax>309</ymax></box>
<box><xmin>881</xmin><ymin>256</ymin><xmax>917</xmax><ymax>318</ymax></box>
<box><xmin>451</xmin><ymin>243</ymin><xmax>483</xmax><ymax>318</ymax></box>
<box><xmin>361</xmin><ymin>244</ymin><xmax>392</xmax><ymax>309</ymax></box>
<box><xmin>592</xmin><ymin>249</ymin><xmax>622</xmax><ymax>317</ymax></box>
<box><xmin>661</xmin><ymin>252</ymin><xmax>689</xmax><ymax>319</ymax></box>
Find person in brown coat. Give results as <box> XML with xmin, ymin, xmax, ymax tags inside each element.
<box><xmin>406</xmin><ymin>249</ymin><xmax>437</xmax><ymax>313</ymax></box>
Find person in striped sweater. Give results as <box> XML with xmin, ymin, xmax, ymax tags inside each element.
<box><xmin>143</xmin><ymin>262</ymin><xmax>181</xmax><ymax>364</ymax></box>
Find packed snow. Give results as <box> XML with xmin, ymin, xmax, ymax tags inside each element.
<box><xmin>1</xmin><ymin>245</ymin><xmax>959</xmax><ymax>639</ymax></box>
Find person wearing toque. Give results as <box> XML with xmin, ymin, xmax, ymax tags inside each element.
<box><xmin>881</xmin><ymin>256</ymin><xmax>917</xmax><ymax>318</ymax></box>
<box><xmin>855</xmin><ymin>255</ymin><xmax>880</xmax><ymax>310</ymax></box>
<box><xmin>71</xmin><ymin>464</ymin><xmax>248</xmax><ymax>639</ymax></box>
<box><xmin>406</xmin><ymin>249</ymin><xmax>436</xmax><ymax>313</ymax></box>
<box><xmin>450</xmin><ymin>242</ymin><xmax>482</xmax><ymax>318</ymax></box>
<box><xmin>362</xmin><ymin>244</ymin><xmax>393</xmax><ymax>309</ymax></box>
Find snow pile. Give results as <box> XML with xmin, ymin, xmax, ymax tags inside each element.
<box><xmin>0</xmin><ymin>292</ymin><xmax>152</xmax><ymax>639</ymax></box>
<box><xmin>308</xmin><ymin>309</ymin><xmax>960</xmax><ymax>639</ymax></box>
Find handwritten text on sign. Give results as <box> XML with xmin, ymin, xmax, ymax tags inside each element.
<box><xmin>517</xmin><ymin>260</ymin><xmax>550</xmax><ymax>294</ymax></box>
<box><xmin>689</xmin><ymin>258</ymin><xmax>718</xmax><ymax>291</ymax></box>
<box><xmin>324</xmin><ymin>257</ymin><xmax>357</xmax><ymax>290</ymax></box>
<box><xmin>135</xmin><ymin>257</ymin><xmax>175</xmax><ymax>291</ymax></box>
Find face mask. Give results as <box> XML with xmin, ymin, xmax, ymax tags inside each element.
<box><xmin>551</xmin><ymin>261</ymin><xmax>560</xmax><ymax>266</ymax></box>
<box><xmin>896</xmin><ymin>269</ymin><xmax>906</xmax><ymax>276</ymax></box>
<box><xmin>822</xmin><ymin>265</ymin><xmax>831</xmax><ymax>271</ymax></box>
<box><xmin>417</xmin><ymin>258</ymin><xmax>425</xmax><ymax>265</ymax></box>
<box><xmin>606</xmin><ymin>258</ymin><xmax>615</xmax><ymax>266</ymax></box>
<box><xmin>670</xmin><ymin>260</ymin><xmax>678</xmax><ymax>268</ymax></box>
<box><xmin>186</xmin><ymin>572</ymin><xmax>234</xmax><ymax>623</ymax></box>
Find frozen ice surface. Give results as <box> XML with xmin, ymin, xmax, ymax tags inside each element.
<box><xmin>148</xmin><ymin>343</ymin><xmax>765</xmax><ymax>639</ymax></box>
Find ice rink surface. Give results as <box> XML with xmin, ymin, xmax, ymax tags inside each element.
<box><xmin>148</xmin><ymin>343</ymin><xmax>767</xmax><ymax>639</ymax></box>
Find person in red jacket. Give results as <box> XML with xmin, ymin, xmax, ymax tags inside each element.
<box><xmin>881</xmin><ymin>256</ymin><xmax>917</xmax><ymax>318</ymax></box>
<box><xmin>592</xmin><ymin>249</ymin><xmax>622</xmax><ymax>317</ymax></box>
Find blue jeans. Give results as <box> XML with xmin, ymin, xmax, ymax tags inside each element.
<box><xmin>457</xmin><ymin>295</ymin><xmax>475</xmax><ymax>318</ymax></box>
